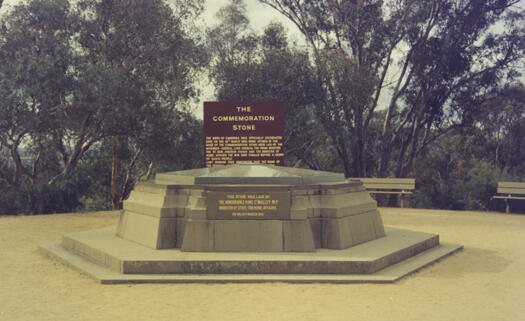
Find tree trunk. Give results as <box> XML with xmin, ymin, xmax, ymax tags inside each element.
<box><xmin>336</xmin><ymin>137</ymin><xmax>352</xmax><ymax>178</ymax></box>
<box><xmin>111</xmin><ymin>137</ymin><xmax>120</xmax><ymax>210</ymax></box>
<box><xmin>145</xmin><ymin>161</ymin><xmax>155</xmax><ymax>180</ymax></box>
<box><xmin>355</xmin><ymin>108</ymin><xmax>365</xmax><ymax>177</ymax></box>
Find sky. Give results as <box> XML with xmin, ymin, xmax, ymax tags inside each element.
<box><xmin>201</xmin><ymin>0</ymin><xmax>299</xmax><ymax>34</ymax></box>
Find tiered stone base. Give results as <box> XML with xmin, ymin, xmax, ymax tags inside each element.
<box><xmin>40</xmin><ymin>227</ymin><xmax>462</xmax><ymax>283</ymax></box>
<box><xmin>38</xmin><ymin>166</ymin><xmax>463</xmax><ymax>283</ymax></box>
<box><xmin>117</xmin><ymin>180</ymin><xmax>385</xmax><ymax>252</ymax></box>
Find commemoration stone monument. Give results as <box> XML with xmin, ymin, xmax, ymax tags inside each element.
<box><xmin>39</xmin><ymin>101</ymin><xmax>462</xmax><ymax>282</ymax></box>
<box><xmin>116</xmin><ymin>164</ymin><xmax>384</xmax><ymax>252</ymax></box>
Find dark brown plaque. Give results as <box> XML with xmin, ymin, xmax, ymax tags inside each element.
<box><xmin>206</xmin><ymin>191</ymin><xmax>291</xmax><ymax>220</ymax></box>
<box><xmin>203</xmin><ymin>101</ymin><xmax>284</xmax><ymax>167</ymax></box>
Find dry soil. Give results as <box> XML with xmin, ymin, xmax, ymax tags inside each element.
<box><xmin>1</xmin><ymin>208</ymin><xmax>524</xmax><ymax>321</ymax></box>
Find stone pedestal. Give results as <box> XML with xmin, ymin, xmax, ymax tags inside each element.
<box><xmin>116</xmin><ymin>165</ymin><xmax>385</xmax><ymax>252</ymax></box>
<box><xmin>40</xmin><ymin>164</ymin><xmax>463</xmax><ymax>284</ymax></box>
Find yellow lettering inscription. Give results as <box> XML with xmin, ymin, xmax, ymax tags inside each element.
<box><xmin>233</xmin><ymin>124</ymin><xmax>255</xmax><ymax>131</ymax></box>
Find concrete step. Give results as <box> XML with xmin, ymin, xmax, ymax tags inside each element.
<box><xmin>39</xmin><ymin>241</ymin><xmax>462</xmax><ymax>284</ymax></box>
<box><xmin>39</xmin><ymin>226</ymin><xmax>460</xmax><ymax>280</ymax></box>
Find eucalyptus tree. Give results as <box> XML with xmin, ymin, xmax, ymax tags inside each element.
<box><xmin>0</xmin><ymin>0</ymin><xmax>207</xmax><ymax>213</ymax></box>
<box><xmin>0</xmin><ymin>0</ymin><xmax>77</xmax><ymax>189</ymax></box>
<box><xmin>207</xmin><ymin>0</ymin><xmax>259</xmax><ymax>100</ymax></box>
<box><xmin>471</xmin><ymin>84</ymin><xmax>525</xmax><ymax>177</ymax></box>
<box><xmin>75</xmin><ymin>0</ymin><xmax>207</xmax><ymax>208</ymax></box>
<box><xmin>260</xmin><ymin>0</ymin><xmax>525</xmax><ymax>178</ymax></box>
<box><xmin>207</xmin><ymin>1</ymin><xmax>332</xmax><ymax>169</ymax></box>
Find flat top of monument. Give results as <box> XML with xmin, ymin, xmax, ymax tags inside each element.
<box><xmin>154</xmin><ymin>164</ymin><xmax>346</xmax><ymax>185</ymax></box>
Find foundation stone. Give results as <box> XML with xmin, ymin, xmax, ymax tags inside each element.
<box><xmin>116</xmin><ymin>164</ymin><xmax>385</xmax><ymax>252</ymax></box>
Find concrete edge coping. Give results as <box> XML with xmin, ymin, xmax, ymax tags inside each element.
<box><xmin>39</xmin><ymin>242</ymin><xmax>462</xmax><ymax>284</ymax></box>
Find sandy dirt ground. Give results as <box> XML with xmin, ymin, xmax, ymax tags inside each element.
<box><xmin>1</xmin><ymin>207</ymin><xmax>524</xmax><ymax>321</ymax></box>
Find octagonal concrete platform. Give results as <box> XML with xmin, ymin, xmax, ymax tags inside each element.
<box><xmin>39</xmin><ymin>165</ymin><xmax>462</xmax><ymax>283</ymax></box>
<box><xmin>40</xmin><ymin>227</ymin><xmax>462</xmax><ymax>284</ymax></box>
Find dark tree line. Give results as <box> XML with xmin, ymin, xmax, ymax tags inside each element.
<box><xmin>1</xmin><ymin>0</ymin><xmax>524</xmax><ymax>214</ymax></box>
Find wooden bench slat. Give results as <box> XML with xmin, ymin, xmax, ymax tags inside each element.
<box><xmin>352</xmin><ymin>178</ymin><xmax>415</xmax><ymax>191</ymax></box>
<box><xmin>493</xmin><ymin>196</ymin><xmax>525</xmax><ymax>200</ymax></box>
<box><xmin>493</xmin><ymin>181</ymin><xmax>525</xmax><ymax>213</ymax></box>
<box><xmin>363</xmin><ymin>184</ymin><xmax>415</xmax><ymax>189</ymax></box>
<box><xmin>497</xmin><ymin>181</ymin><xmax>525</xmax><ymax>189</ymax></box>
<box><xmin>350</xmin><ymin>178</ymin><xmax>415</xmax><ymax>208</ymax></box>
<box><xmin>496</xmin><ymin>188</ymin><xmax>525</xmax><ymax>195</ymax></box>
<box><xmin>368</xmin><ymin>191</ymin><xmax>413</xmax><ymax>195</ymax></box>
<box><xmin>358</xmin><ymin>178</ymin><xmax>415</xmax><ymax>184</ymax></box>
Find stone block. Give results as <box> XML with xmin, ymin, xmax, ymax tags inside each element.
<box><xmin>122</xmin><ymin>201</ymin><xmax>177</xmax><ymax>218</ymax></box>
<box><xmin>63</xmin><ymin>235</ymin><xmax>106</xmax><ymax>266</ymax></box>
<box><xmin>320</xmin><ymin>210</ymin><xmax>380</xmax><ymax>249</ymax></box>
<box><xmin>156</xmin><ymin>218</ymin><xmax>178</xmax><ymax>249</ymax></box>
<box><xmin>165</xmin><ymin>194</ymin><xmax>190</xmax><ymax>217</ymax></box>
<box><xmin>308</xmin><ymin>218</ymin><xmax>322</xmax><ymax>249</ymax></box>
<box><xmin>115</xmin><ymin>210</ymin><xmax>128</xmax><ymax>236</ymax></box>
<box><xmin>155</xmin><ymin>172</ymin><xmax>196</xmax><ymax>185</ymax></box>
<box><xmin>185</xmin><ymin>208</ymin><xmax>207</xmax><ymax>219</ymax></box>
<box><xmin>370</xmin><ymin>210</ymin><xmax>386</xmax><ymax>238</ymax></box>
<box><xmin>61</xmin><ymin>235</ymin><xmax>75</xmax><ymax>251</ymax></box>
<box><xmin>319</xmin><ymin>191</ymin><xmax>377</xmax><ymax>218</ymax></box>
<box><xmin>291</xmin><ymin>189</ymin><xmax>309</xmax><ymax>196</ymax></box>
<box><xmin>320</xmin><ymin>201</ymin><xmax>377</xmax><ymax>218</ymax></box>
<box><xmin>308</xmin><ymin>195</ymin><xmax>322</xmax><ymax>217</ymax></box>
<box><xmin>348</xmin><ymin>212</ymin><xmax>377</xmax><ymax>245</ymax></box>
<box><xmin>122</xmin><ymin>260</ymin><xmax>185</xmax><ymax>274</ymax></box>
<box><xmin>105</xmin><ymin>254</ymin><xmax>122</xmax><ymax>273</ymax></box>
<box><xmin>321</xmin><ymin>217</ymin><xmax>353</xmax><ymax>249</ymax></box>
<box><xmin>184</xmin><ymin>193</ymin><xmax>207</xmax><ymax>219</ymax></box>
<box><xmin>116</xmin><ymin>211</ymin><xmax>176</xmax><ymax>249</ymax></box>
<box><xmin>323</xmin><ymin>210</ymin><xmax>383</xmax><ymax>249</ymax></box>
<box><xmin>319</xmin><ymin>181</ymin><xmax>364</xmax><ymax>194</ymax></box>
<box><xmin>283</xmin><ymin>220</ymin><xmax>315</xmax><ymax>252</ymax></box>
<box><xmin>190</xmin><ymin>189</ymin><xmax>205</xmax><ymax>196</ymax></box>
<box><xmin>290</xmin><ymin>208</ymin><xmax>308</xmax><ymax>220</ymax></box>
<box><xmin>125</xmin><ymin>188</ymin><xmax>189</xmax><ymax>209</ymax></box>
<box><xmin>175</xmin><ymin>218</ymin><xmax>186</xmax><ymax>248</ymax></box>
<box><xmin>320</xmin><ymin>191</ymin><xmax>374</xmax><ymax>207</ymax></box>
<box><xmin>125</xmin><ymin>190</ymin><xmax>167</xmax><ymax>206</ymax></box>
<box><xmin>180</xmin><ymin>219</ymin><xmax>214</xmax><ymax>252</ymax></box>
<box><xmin>186</xmin><ymin>194</ymin><xmax>206</xmax><ymax>208</ymax></box>
<box><xmin>213</xmin><ymin>220</ymin><xmax>283</xmax><ymax>252</ymax></box>
<box><xmin>290</xmin><ymin>195</ymin><xmax>312</xmax><ymax>220</ymax></box>
<box><xmin>133</xmin><ymin>181</ymin><xmax>179</xmax><ymax>195</ymax></box>
<box><xmin>178</xmin><ymin>188</ymin><xmax>193</xmax><ymax>195</ymax></box>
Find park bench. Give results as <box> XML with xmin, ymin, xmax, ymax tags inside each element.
<box><xmin>352</xmin><ymin>178</ymin><xmax>415</xmax><ymax>208</ymax></box>
<box><xmin>492</xmin><ymin>181</ymin><xmax>525</xmax><ymax>213</ymax></box>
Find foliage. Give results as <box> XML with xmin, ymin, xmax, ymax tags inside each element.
<box><xmin>1</xmin><ymin>0</ymin><xmax>525</xmax><ymax>215</ymax></box>
<box><xmin>260</xmin><ymin>0</ymin><xmax>525</xmax><ymax>178</ymax></box>
<box><xmin>407</xmin><ymin>83</ymin><xmax>525</xmax><ymax>211</ymax></box>
<box><xmin>468</xmin><ymin>84</ymin><xmax>525</xmax><ymax>178</ymax></box>
<box><xmin>0</xmin><ymin>0</ymin><xmax>206</xmax><ymax>214</ymax></box>
<box><xmin>0</xmin><ymin>174</ymin><xmax>89</xmax><ymax>215</ymax></box>
<box><xmin>207</xmin><ymin>2</ymin><xmax>335</xmax><ymax>169</ymax></box>
<box><xmin>413</xmin><ymin>129</ymin><xmax>509</xmax><ymax>211</ymax></box>
<box><xmin>0</xmin><ymin>0</ymin><xmax>77</xmax><ymax>188</ymax></box>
